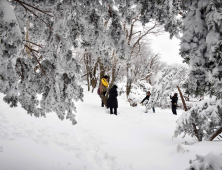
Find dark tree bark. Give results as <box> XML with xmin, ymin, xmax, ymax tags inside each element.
<box><xmin>91</xmin><ymin>58</ymin><xmax>99</xmax><ymax>93</ymax></box>
<box><xmin>177</xmin><ymin>86</ymin><xmax>188</xmax><ymax>111</ymax></box>
<box><xmin>208</xmin><ymin>125</ymin><xmax>222</xmax><ymax>141</ymax></box>
<box><xmin>83</xmin><ymin>52</ymin><xmax>90</xmax><ymax>91</ymax></box>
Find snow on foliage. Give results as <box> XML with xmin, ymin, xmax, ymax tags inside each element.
<box><xmin>186</xmin><ymin>152</ymin><xmax>222</xmax><ymax>170</ymax></box>
<box><xmin>174</xmin><ymin>97</ymin><xmax>222</xmax><ymax>141</ymax></box>
<box><xmin>175</xmin><ymin>0</ymin><xmax>222</xmax><ymax>99</ymax></box>
<box><xmin>117</xmin><ymin>80</ymin><xmax>152</xmax><ymax>106</ymax></box>
<box><xmin>147</xmin><ymin>64</ymin><xmax>189</xmax><ymax>109</ymax></box>
<box><xmin>0</xmin><ymin>0</ymin><xmax>195</xmax><ymax>124</ymax></box>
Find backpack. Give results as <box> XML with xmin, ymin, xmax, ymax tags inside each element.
<box><xmin>97</xmin><ymin>87</ymin><xmax>100</xmax><ymax>95</ymax></box>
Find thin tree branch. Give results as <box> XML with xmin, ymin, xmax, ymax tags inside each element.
<box><xmin>25</xmin><ymin>45</ymin><xmax>46</xmax><ymax>76</ymax></box>
<box><xmin>16</xmin><ymin>2</ymin><xmax>52</xmax><ymax>29</ymax></box>
<box><xmin>132</xmin><ymin>31</ymin><xmax>141</xmax><ymax>36</ymax></box>
<box><xmin>24</xmin><ymin>44</ymin><xmax>39</xmax><ymax>53</ymax></box>
<box><xmin>13</xmin><ymin>0</ymin><xmax>55</xmax><ymax>17</ymax></box>
<box><xmin>24</xmin><ymin>40</ymin><xmax>42</xmax><ymax>48</ymax></box>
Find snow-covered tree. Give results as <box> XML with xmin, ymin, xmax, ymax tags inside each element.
<box><xmin>0</xmin><ymin>0</ymin><xmax>183</xmax><ymax>122</ymax></box>
<box><xmin>173</xmin><ymin>0</ymin><xmax>222</xmax><ymax>141</ymax></box>
<box><xmin>120</xmin><ymin>0</ymin><xmax>181</xmax><ymax>98</ymax></box>
<box><xmin>130</xmin><ymin>42</ymin><xmax>165</xmax><ymax>85</ymax></box>
<box><xmin>0</xmin><ymin>0</ymin><xmax>22</xmax><ymax>108</ymax></box>
<box><xmin>174</xmin><ymin>97</ymin><xmax>222</xmax><ymax>141</ymax></box>
<box><xmin>147</xmin><ymin>64</ymin><xmax>189</xmax><ymax>109</ymax></box>
<box><xmin>175</xmin><ymin>0</ymin><xmax>222</xmax><ymax>99</ymax></box>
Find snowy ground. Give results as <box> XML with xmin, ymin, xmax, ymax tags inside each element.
<box><xmin>0</xmin><ymin>86</ymin><xmax>222</xmax><ymax>170</ymax></box>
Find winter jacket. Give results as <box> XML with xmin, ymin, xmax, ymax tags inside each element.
<box><xmin>141</xmin><ymin>95</ymin><xmax>150</xmax><ymax>104</ymax></box>
<box><xmin>107</xmin><ymin>87</ymin><xmax>118</xmax><ymax>108</ymax></box>
<box><xmin>170</xmin><ymin>96</ymin><xmax>178</xmax><ymax>108</ymax></box>
<box><xmin>100</xmin><ymin>78</ymin><xmax>108</xmax><ymax>93</ymax></box>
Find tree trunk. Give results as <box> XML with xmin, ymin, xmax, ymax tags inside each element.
<box><xmin>106</xmin><ymin>54</ymin><xmax>117</xmax><ymax>94</ymax></box>
<box><xmin>98</xmin><ymin>52</ymin><xmax>118</xmax><ymax>107</ymax></box>
<box><xmin>126</xmin><ymin>63</ymin><xmax>132</xmax><ymax>98</ymax></box>
<box><xmin>98</xmin><ymin>57</ymin><xmax>105</xmax><ymax>82</ymax></box>
<box><xmin>91</xmin><ymin>57</ymin><xmax>99</xmax><ymax>93</ymax></box>
<box><xmin>177</xmin><ymin>86</ymin><xmax>188</xmax><ymax>111</ymax></box>
<box><xmin>98</xmin><ymin>57</ymin><xmax>107</xmax><ymax>106</ymax></box>
<box><xmin>83</xmin><ymin>52</ymin><xmax>90</xmax><ymax>91</ymax></box>
<box><xmin>208</xmin><ymin>125</ymin><xmax>222</xmax><ymax>141</ymax></box>
<box><xmin>192</xmin><ymin>123</ymin><xmax>202</xmax><ymax>141</ymax></box>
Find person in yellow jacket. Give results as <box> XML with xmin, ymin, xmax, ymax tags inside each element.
<box><xmin>100</xmin><ymin>75</ymin><xmax>109</xmax><ymax>107</ymax></box>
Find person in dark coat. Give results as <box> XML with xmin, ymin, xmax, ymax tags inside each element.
<box><xmin>140</xmin><ymin>91</ymin><xmax>150</xmax><ymax>104</ymax></box>
<box><xmin>140</xmin><ymin>91</ymin><xmax>154</xmax><ymax>113</ymax></box>
<box><xmin>107</xmin><ymin>85</ymin><xmax>118</xmax><ymax>115</ymax></box>
<box><xmin>170</xmin><ymin>93</ymin><xmax>178</xmax><ymax>115</ymax></box>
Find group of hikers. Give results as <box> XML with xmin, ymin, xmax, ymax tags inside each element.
<box><xmin>98</xmin><ymin>75</ymin><xmax>178</xmax><ymax>115</ymax></box>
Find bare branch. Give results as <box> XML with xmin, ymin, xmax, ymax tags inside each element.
<box><xmin>15</xmin><ymin>1</ymin><xmax>52</xmax><ymax>29</ymax></box>
<box><xmin>24</xmin><ymin>40</ymin><xmax>42</xmax><ymax>48</ymax></box>
<box><xmin>13</xmin><ymin>0</ymin><xmax>55</xmax><ymax>17</ymax></box>
<box><xmin>25</xmin><ymin>44</ymin><xmax>46</xmax><ymax>76</ymax></box>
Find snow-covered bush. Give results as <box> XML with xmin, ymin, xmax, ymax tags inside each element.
<box><xmin>137</xmin><ymin>80</ymin><xmax>152</xmax><ymax>93</ymax></box>
<box><xmin>174</xmin><ymin>97</ymin><xmax>222</xmax><ymax>141</ymax></box>
<box><xmin>117</xmin><ymin>80</ymin><xmax>152</xmax><ymax>106</ymax></box>
<box><xmin>186</xmin><ymin>152</ymin><xmax>222</xmax><ymax>170</ymax></box>
<box><xmin>128</xmin><ymin>83</ymin><xmax>151</xmax><ymax>107</ymax></box>
<box><xmin>147</xmin><ymin>64</ymin><xmax>189</xmax><ymax>110</ymax></box>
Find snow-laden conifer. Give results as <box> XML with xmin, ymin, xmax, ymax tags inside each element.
<box><xmin>174</xmin><ymin>97</ymin><xmax>222</xmax><ymax>141</ymax></box>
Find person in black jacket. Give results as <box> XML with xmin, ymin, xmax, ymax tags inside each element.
<box><xmin>170</xmin><ymin>93</ymin><xmax>178</xmax><ymax>115</ymax></box>
<box><xmin>140</xmin><ymin>91</ymin><xmax>155</xmax><ymax>113</ymax></box>
<box><xmin>107</xmin><ymin>85</ymin><xmax>118</xmax><ymax>115</ymax></box>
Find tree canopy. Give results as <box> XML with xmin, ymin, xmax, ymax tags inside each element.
<box><xmin>1</xmin><ymin>0</ymin><xmax>222</xmax><ymax>125</ymax></box>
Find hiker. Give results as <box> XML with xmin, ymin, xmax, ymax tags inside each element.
<box><xmin>170</xmin><ymin>93</ymin><xmax>178</xmax><ymax>115</ymax></box>
<box><xmin>107</xmin><ymin>85</ymin><xmax>118</xmax><ymax>115</ymax></box>
<box><xmin>100</xmin><ymin>75</ymin><xmax>109</xmax><ymax>107</ymax></box>
<box><xmin>140</xmin><ymin>91</ymin><xmax>155</xmax><ymax>113</ymax></box>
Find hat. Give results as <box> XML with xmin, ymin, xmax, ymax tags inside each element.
<box><xmin>113</xmin><ymin>85</ymin><xmax>118</xmax><ymax>89</ymax></box>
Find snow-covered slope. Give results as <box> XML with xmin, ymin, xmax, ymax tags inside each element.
<box><xmin>0</xmin><ymin>86</ymin><xmax>222</xmax><ymax>170</ymax></box>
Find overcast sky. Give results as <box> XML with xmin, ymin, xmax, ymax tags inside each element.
<box><xmin>149</xmin><ymin>32</ymin><xmax>183</xmax><ymax>64</ymax></box>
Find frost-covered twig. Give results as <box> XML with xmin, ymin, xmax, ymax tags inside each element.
<box><xmin>13</xmin><ymin>0</ymin><xmax>55</xmax><ymax>17</ymax></box>
<box><xmin>24</xmin><ymin>40</ymin><xmax>42</xmax><ymax>48</ymax></box>
<box><xmin>24</xmin><ymin>45</ymin><xmax>46</xmax><ymax>76</ymax></box>
<box><xmin>13</xmin><ymin>0</ymin><xmax>52</xmax><ymax>29</ymax></box>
